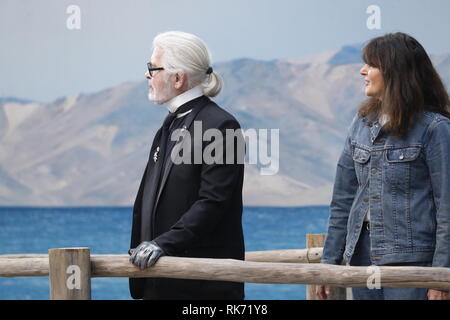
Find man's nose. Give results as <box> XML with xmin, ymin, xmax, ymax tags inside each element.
<box><xmin>145</xmin><ymin>71</ymin><xmax>151</xmax><ymax>79</ymax></box>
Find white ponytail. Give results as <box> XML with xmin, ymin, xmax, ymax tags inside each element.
<box><xmin>202</xmin><ymin>71</ymin><xmax>223</xmax><ymax>97</ymax></box>
<box><xmin>153</xmin><ymin>31</ymin><xmax>223</xmax><ymax>97</ymax></box>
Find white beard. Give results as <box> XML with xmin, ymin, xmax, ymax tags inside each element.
<box><xmin>147</xmin><ymin>75</ymin><xmax>177</xmax><ymax>105</ymax></box>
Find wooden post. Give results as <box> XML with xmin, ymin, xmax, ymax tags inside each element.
<box><xmin>48</xmin><ymin>248</ymin><xmax>91</xmax><ymax>300</ymax></box>
<box><xmin>306</xmin><ymin>234</ymin><xmax>347</xmax><ymax>300</ymax></box>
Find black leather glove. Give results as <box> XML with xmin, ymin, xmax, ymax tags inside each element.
<box><xmin>128</xmin><ymin>241</ymin><xmax>165</xmax><ymax>270</ymax></box>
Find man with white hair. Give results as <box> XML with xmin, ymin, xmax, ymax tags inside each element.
<box><xmin>129</xmin><ymin>31</ymin><xmax>245</xmax><ymax>300</ymax></box>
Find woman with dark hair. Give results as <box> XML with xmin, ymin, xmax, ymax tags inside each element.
<box><xmin>318</xmin><ymin>32</ymin><xmax>450</xmax><ymax>300</ymax></box>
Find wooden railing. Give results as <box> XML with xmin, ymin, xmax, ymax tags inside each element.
<box><xmin>0</xmin><ymin>234</ymin><xmax>449</xmax><ymax>300</ymax></box>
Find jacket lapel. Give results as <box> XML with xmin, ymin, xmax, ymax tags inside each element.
<box><xmin>154</xmin><ymin>97</ymin><xmax>209</xmax><ymax>208</ymax></box>
<box><xmin>131</xmin><ymin>127</ymin><xmax>162</xmax><ymax>246</ymax></box>
<box><xmin>133</xmin><ymin>127</ymin><xmax>162</xmax><ymax>212</ymax></box>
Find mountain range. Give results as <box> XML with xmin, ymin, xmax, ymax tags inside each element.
<box><xmin>1</xmin><ymin>44</ymin><xmax>449</xmax><ymax>206</ymax></box>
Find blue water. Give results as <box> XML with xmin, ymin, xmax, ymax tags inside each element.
<box><xmin>0</xmin><ymin>206</ymin><xmax>329</xmax><ymax>300</ymax></box>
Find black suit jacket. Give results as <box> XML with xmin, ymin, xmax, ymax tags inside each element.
<box><xmin>130</xmin><ymin>96</ymin><xmax>245</xmax><ymax>299</ymax></box>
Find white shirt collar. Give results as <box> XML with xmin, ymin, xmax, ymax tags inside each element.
<box><xmin>164</xmin><ymin>85</ymin><xmax>204</xmax><ymax>113</ymax></box>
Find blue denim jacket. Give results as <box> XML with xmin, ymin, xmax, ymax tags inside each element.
<box><xmin>322</xmin><ymin>111</ymin><xmax>450</xmax><ymax>267</ymax></box>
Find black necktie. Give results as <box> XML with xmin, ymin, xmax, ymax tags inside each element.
<box><xmin>140</xmin><ymin>103</ymin><xmax>194</xmax><ymax>241</ymax></box>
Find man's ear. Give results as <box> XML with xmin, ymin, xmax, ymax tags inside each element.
<box><xmin>174</xmin><ymin>72</ymin><xmax>187</xmax><ymax>90</ymax></box>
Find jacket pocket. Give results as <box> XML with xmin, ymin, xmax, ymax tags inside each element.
<box><xmin>352</xmin><ymin>147</ymin><xmax>371</xmax><ymax>185</ymax></box>
<box><xmin>384</xmin><ymin>146</ymin><xmax>421</xmax><ymax>185</ymax></box>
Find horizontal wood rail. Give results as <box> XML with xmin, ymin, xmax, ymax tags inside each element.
<box><xmin>0</xmin><ymin>248</ymin><xmax>322</xmax><ymax>278</ymax></box>
<box><xmin>1</xmin><ymin>232</ymin><xmax>449</xmax><ymax>300</ymax></box>
<box><xmin>0</xmin><ymin>247</ymin><xmax>323</xmax><ymax>264</ymax></box>
<box><xmin>1</xmin><ymin>249</ymin><xmax>449</xmax><ymax>290</ymax></box>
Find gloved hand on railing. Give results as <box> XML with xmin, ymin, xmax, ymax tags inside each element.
<box><xmin>128</xmin><ymin>241</ymin><xmax>165</xmax><ymax>270</ymax></box>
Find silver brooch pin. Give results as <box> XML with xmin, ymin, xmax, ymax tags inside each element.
<box><xmin>153</xmin><ymin>146</ymin><xmax>160</xmax><ymax>163</ymax></box>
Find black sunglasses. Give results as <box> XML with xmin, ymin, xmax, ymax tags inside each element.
<box><xmin>147</xmin><ymin>62</ymin><xmax>164</xmax><ymax>77</ymax></box>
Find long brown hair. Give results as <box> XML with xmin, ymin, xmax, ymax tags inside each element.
<box><xmin>358</xmin><ymin>32</ymin><xmax>450</xmax><ymax>138</ymax></box>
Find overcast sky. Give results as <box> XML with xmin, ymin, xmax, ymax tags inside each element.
<box><xmin>1</xmin><ymin>0</ymin><xmax>450</xmax><ymax>102</ymax></box>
